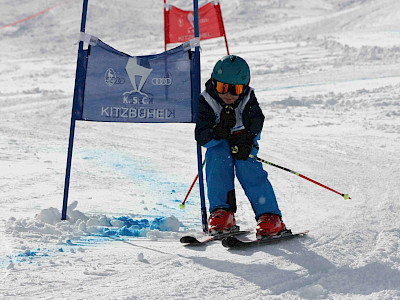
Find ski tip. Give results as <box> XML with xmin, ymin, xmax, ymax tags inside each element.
<box><xmin>180</xmin><ymin>236</ymin><xmax>201</xmax><ymax>244</ymax></box>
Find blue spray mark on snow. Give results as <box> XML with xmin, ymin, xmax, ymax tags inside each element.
<box><xmin>1</xmin><ymin>249</ymin><xmax>51</xmax><ymax>267</ymax></box>
<box><xmin>78</xmin><ymin>148</ymin><xmax>201</xmax><ymax>227</ymax></box>
<box><xmin>95</xmin><ymin>215</ymin><xmax>182</xmax><ymax>237</ymax></box>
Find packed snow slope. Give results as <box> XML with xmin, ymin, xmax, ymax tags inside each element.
<box><xmin>1</xmin><ymin>0</ymin><xmax>400</xmax><ymax>299</ymax></box>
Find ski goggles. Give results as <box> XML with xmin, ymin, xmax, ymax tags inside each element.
<box><xmin>213</xmin><ymin>79</ymin><xmax>247</xmax><ymax>95</ymax></box>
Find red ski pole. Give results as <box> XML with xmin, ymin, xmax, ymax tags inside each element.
<box><xmin>179</xmin><ymin>160</ymin><xmax>205</xmax><ymax>209</ymax></box>
<box><xmin>249</xmin><ymin>154</ymin><xmax>351</xmax><ymax>200</ymax></box>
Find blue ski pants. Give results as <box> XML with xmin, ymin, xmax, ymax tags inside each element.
<box><xmin>205</xmin><ymin>139</ymin><xmax>281</xmax><ymax>220</ymax></box>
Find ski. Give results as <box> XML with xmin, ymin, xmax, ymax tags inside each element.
<box><xmin>180</xmin><ymin>227</ymin><xmax>250</xmax><ymax>246</ymax></box>
<box><xmin>222</xmin><ymin>229</ymin><xmax>309</xmax><ymax>248</ymax></box>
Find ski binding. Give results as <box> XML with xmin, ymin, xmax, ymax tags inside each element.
<box><xmin>180</xmin><ymin>226</ymin><xmax>250</xmax><ymax>246</ymax></box>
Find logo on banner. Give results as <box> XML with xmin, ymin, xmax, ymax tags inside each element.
<box><xmin>152</xmin><ymin>72</ymin><xmax>172</xmax><ymax>86</ymax></box>
<box><xmin>123</xmin><ymin>57</ymin><xmax>153</xmax><ymax>104</ymax></box>
<box><xmin>105</xmin><ymin>68</ymin><xmax>117</xmax><ymax>86</ymax></box>
<box><xmin>187</xmin><ymin>13</ymin><xmax>194</xmax><ymax>28</ymax></box>
<box><xmin>101</xmin><ymin>57</ymin><xmax>177</xmax><ymax>120</ymax></box>
<box><xmin>105</xmin><ymin>68</ymin><xmax>125</xmax><ymax>86</ymax></box>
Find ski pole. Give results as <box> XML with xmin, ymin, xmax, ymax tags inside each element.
<box><xmin>179</xmin><ymin>160</ymin><xmax>205</xmax><ymax>209</ymax></box>
<box><xmin>248</xmin><ymin>154</ymin><xmax>351</xmax><ymax>200</ymax></box>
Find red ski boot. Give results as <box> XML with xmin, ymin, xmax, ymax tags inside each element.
<box><xmin>208</xmin><ymin>209</ymin><xmax>236</xmax><ymax>235</ymax></box>
<box><xmin>256</xmin><ymin>213</ymin><xmax>286</xmax><ymax>239</ymax></box>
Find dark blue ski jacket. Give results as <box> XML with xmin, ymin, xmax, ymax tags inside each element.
<box><xmin>195</xmin><ymin>79</ymin><xmax>265</xmax><ymax>147</ymax></box>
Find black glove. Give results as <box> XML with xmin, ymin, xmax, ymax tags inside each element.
<box><xmin>212</xmin><ymin>105</ymin><xmax>236</xmax><ymax>140</ymax></box>
<box><xmin>230</xmin><ymin>131</ymin><xmax>254</xmax><ymax>160</ymax></box>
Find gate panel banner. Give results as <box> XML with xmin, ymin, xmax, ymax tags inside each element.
<box><xmin>164</xmin><ymin>2</ymin><xmax>225</xmax><ymax>44</ymax></box>
<box><xmin>82</xmin><ymin>39</ymin><xmax>194</xmax><ymax>123</ymax></box>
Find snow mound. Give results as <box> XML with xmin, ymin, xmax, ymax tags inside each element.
<box><xmin>6</xmin><ymin>201</ymin><xmax>183</xmax><ymax>244</ymax></box>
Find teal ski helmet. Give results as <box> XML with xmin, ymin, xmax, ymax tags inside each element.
<box><xmin>211</xmin><ymin>55</ymin><xmax>250</xmax><ymax>85</ymax></box>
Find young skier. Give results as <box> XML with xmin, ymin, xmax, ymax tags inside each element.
<box><xmin>195</xmin><ymin>55</ymin><xmax>286</xmax><ymax>239</ymax></box>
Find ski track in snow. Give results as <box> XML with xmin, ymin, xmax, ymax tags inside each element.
<box><xmin>1</xmin><ymin>0</ymin><xmax>400</xmax><ymax>299</ymax></box>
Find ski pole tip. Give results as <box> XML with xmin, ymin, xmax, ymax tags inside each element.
<box><xmin>343</xmin><ymin>194</ymin><xmax>351</xmax><ymax>200</ymax></box>
<box><xmin>179</xmin><ymin>203</ymin><xmax>186</xmax><ymax>209</ymax></box>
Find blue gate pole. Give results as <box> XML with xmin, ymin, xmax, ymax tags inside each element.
<box><xmin>193</xmin><ymin>0</ymin><xmax>208</xmax><ymax>232</ymax></box>
<box><xmin>61</xmin><ymin>0</ymin><xmax>89</xmax><ymax>220</ymax></box>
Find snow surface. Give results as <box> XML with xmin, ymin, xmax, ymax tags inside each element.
<box><xmin>1</xmin><ymin>0</ymin><xmax>400</xmax><ymax>299</ymax></box>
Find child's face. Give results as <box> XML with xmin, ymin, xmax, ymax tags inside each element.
<box><xmin>218</xmin><ymin>92</ymin><xmax>239</xmax><ymax>105</ymax></box>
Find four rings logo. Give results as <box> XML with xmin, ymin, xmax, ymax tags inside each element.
<box><xmin>105</xmin><ymin>68</ymin><xmax>125</xmax><ymax>86</ymax></box>
<box><xmin>152</xmin><ymin>77</ymin><xmax>172</xmax><ymax>86</ymax></box>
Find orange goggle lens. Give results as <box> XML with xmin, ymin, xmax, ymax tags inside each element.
<box><xmin>214</xmin><ymin>80</ymin><xmax>245</xmax><ymax>95</ymax></box>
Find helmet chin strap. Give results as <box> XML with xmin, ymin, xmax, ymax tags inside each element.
<box><xmin>230</xmin><ymin>99</ymin><xmax>240</xmax><ymax>109</ymax></box>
